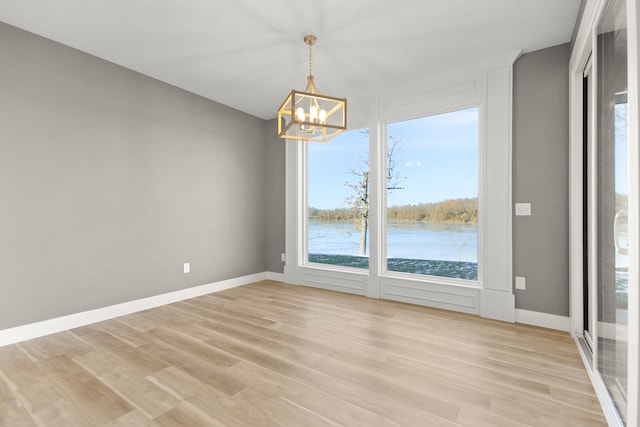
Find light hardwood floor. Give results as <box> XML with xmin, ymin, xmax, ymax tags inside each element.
<box><xmin>0</xmin><ymin>280</ymin><xmax>606</xmax><ymax>426</ymax></box>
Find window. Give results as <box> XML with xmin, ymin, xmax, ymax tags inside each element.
<box><xmin>289</xmin><ymin>67</ymin><xmax>513</xmax><ymax>316</ymax></box>
<box><xmin>385</xmin><ymin>108</ymin><xmax>479</xmax><ymax>280</ymax></box>
<box><xmin>307</xmin><ymin>128</ymin><xmax>369</xmax><ymax>269</ymax></box>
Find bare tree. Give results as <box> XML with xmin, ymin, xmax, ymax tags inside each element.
<box><xmin>345</xmin><ymin>134</ymin><xmax>404</xmax><ymax>255</ymax></box>
<box><xmin>449</xmin><ymin>225</ymin><xmax>473</xmax><ymax>261</ymax></box>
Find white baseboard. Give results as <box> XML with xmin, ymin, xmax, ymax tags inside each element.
<box><xmin>265</xmin><ymin>271</ymin><xmax>285</xmax><ymax>281</ymax></box>
<box><xmin>0</xmin><ymin>272</ymin><xmax>269</xmax><ymax>347</ymax></box>
<box><xmin>515</xmin><ymin>309</ymin><xmax>571</xmax><ymax>332</ymax></box>
<box><xmin>480</xmin><ymin>289</ymin><xmax>515</xmax><ymax>322</ymax></box>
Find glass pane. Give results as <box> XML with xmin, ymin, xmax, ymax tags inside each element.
<box><xmin>386</xmin><ymin>108</ymin><xmax>478</xmax><ymax>280</ymax></box>
<box><xmin>596</xmin><ymin>0</ymin><xmax>628</xmax><ymax>421</ymax></box>
<box><xmin>307</xmin><ymin>128</ymin><xmax>369</xmax><ymax>269</ymax></box>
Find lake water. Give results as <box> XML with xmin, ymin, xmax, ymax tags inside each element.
<box><xmin>308</xmin><ymin>220</ymin><xmax>478</xmax><ymax>262</ymax></box>
<box><xmin>308</xmin><ymin>220</ymin><xmax>478</xmax><ymax>280</ymax></box>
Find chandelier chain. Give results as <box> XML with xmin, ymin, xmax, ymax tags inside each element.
<box><xmin>308</xmin><ymin>42</ymin><xmax>313</xmax><ymax>77</ymax></box>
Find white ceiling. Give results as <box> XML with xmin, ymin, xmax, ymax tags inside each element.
<box><xmin>0</xmin><ymin>1</ymin><xmax>581</xmax><ymax>119</ymax></box>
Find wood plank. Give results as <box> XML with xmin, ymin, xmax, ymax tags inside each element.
<box><xmin>102</xmin><ymin>368</ymin><xmax>179</xmax><ymax>419</ymax></box>
<box><xmin>18</xmin><ymin>332</ymin><xmax>94</xmax><ymax>361</ymax></box>
<box><xmin>138</xmin><ymin>340</ymin><xmax>246</xmax><ymax>396</ymax></box>
<box><xmin>0</xmin><ymin>345</ymin><xmax>46</xmax><ymax>389</ymax></box>
<box><xmin>103</xmin><ymin>410</ymin><xmax>156</xmax><ymax>427</ymax></box>
<box><xmin>228</xmin><ymin>361</ymin><xmax>401</xmax><ymax>427</ymax></box>
<box><xmin>95</xmin><ymin>319</ymin><xmax>156</xmax><ymax>348</ymax></box>
<box><xmin>16</xmin><ymin>355</ymin><xmax>132</xmax><ymax>426</ymax></box>
<box><xmin>152</xmin><ymin>401</ymin><xmax>226</xmax><ymax>427</ymax></box>
<box><xmin>71</xmin><ymin>327</ymin><xmax>168</xmax><ymax>377</ymax></box>
<box><xmin>0</xmin><ymin>399</ymin><xmax>37</xmax><ymax>427</ymax></box>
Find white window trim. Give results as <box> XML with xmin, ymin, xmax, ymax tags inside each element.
<box><xmin>285</xmin><ymin>54</ymin><xmax>518</xmax><ymax>322</ymax></box>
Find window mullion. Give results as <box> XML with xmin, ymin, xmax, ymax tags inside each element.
<box><xmin>366</xmin><ymin>103</ymin><xmax>385</xmax><ymax>296</ymax></box>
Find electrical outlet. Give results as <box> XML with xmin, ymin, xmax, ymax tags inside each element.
<box><xmin>515</xmin><ymin>276</ymin><xmax>526</xmax><ymax>290</ymax></box>
<box><xmin>281</xmin><ymin>253</ymin><xmax>286</xmax><ymax>262</ymax></box>
<box><xmin>183</xmin><ymin>262</ymin><xmax>190</xmax><ymax>274</ymax></box>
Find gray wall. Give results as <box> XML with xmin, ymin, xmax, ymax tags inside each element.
<box><xmin>264</xmin><ymin>119</ymin><xmax>286</xmax><ymax>274</ymax></box>
<box><xmin>512</xmin><ymin>43</ymin><xmax>571</xmax><ymax>316</ymax></box>
<box><xmin>0</xmin><ymin>22</ymin><xmax>268</xmax><ymax>329</ymax></box>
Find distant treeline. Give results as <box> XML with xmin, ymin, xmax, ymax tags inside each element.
<box><xmin>309</xmin><ymin>197</ymin><xmax>478</xmax><ymax>224</ymax></box>
<box><xmin>616</xmin><ymin>192</ymin><xmax>628</xmax><ymax>211</ymax></box>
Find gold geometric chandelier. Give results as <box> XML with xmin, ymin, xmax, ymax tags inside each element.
<box><xmin>277</xmin><ymin>35</ymin><xmax>347</xmax><ymax>143</ymax></box>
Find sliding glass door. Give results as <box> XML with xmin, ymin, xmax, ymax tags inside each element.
<box><xmin>590</xmin><ymin>0</ymin><xmax>629</xmax><ymax>421</ymax></box>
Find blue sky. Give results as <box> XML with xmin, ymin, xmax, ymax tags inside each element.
<box><xmin>308</xmin><ymin>108</ymin><xmax>479</xmax><ymax>210</ymax></box>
